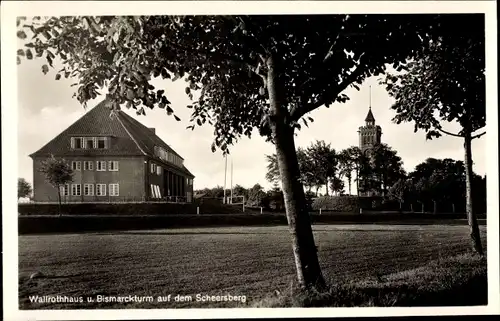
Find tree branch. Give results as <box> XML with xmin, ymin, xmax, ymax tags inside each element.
<box><xmin>472</xmin><ymin>131</ymin><xmax>486</xmax><ymax>139</ymax></box>
<box><xmin>289</xmin><ymin>60</ymin><xmax>366</xmax><ymax>122</ymax></box>
<box><xmin>436</xmin><ymin>126</ymin><xmax>463</xmax><ymax>138</ymax></box>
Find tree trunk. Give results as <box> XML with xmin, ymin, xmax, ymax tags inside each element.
<box><xmin>452</xmin><ymin>203</ymin><xmax>455</xmax><ymax>213</ymax></box>
<box><xmin>348</xmin><ymin>175</ymin><xmax>352</xmax><ymax>195</ymax></box>
<box><xmin>266</xmin><ymin>54</ymin><xmax>326</xmax><ymax>289</ymax></box>
<box><xmin>433</xmin><ymin>200</ymin><xmax>437</xmax><ymax>214</ymax></box>
<box><xmin>464</xmin><ymin>133</ymin><xmax>484</xmax><ymax>255</ymax></box>
<box><xmin>410</xmin><ymin>203</ymin><xmax>414</xmax><ymax>212</ymax></box>
<box><xmin>57</xmin><ymin>185</ymin><xmax>62</xmax><ymax>217</ymax></box>
<box><xmin>325</xmin><ymin>181</ymin><xmax>329</xmax><ymax>196</ymax></box>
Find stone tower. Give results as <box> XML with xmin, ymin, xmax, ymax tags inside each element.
<box><xmin>358</xmin><ymin>107</ymin><xmax>382</xmax><ymax>153</ymax></box>
<box><xmin>357</xmin><ymin>103</ymin><xmax>382</xmax><ymax>197</ymax></box>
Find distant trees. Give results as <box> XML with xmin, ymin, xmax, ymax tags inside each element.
<box><xmin>266</xmin><ymin>141</ymin><xmax>404</xmax><ymax>198</ymax></box>
<box><xmin>39</xmin><ymin>155</ymin><xmax>73</xmax><ymax>215</ymax></box>
<box><xmin>337</xmin><ymin>149</ymin><xmax>355</xmax><ymax>195</ymax></box>
<box><xmin>344</xmin><ymin>146</ymin><xmax>363</xmax><ymax>196</ymax></box>
<box><xmin>306</xmin><ymin>141</ymin><xmax>338</xmax><ymax>196</ymax></box>
<box><xmin>387</xmin><ymin>158</ymin><xmax>486</xmax><ymax>218</ymax></box>
<box><xmin>369</xmin><ymin>144</ymin><xmax>406</xmax><ymax>196</ymax></box>
<box><xmin>247</xmin><ymin>184</ymin><xmax>266</xmax><ymax>207</ymax></box>
<box><xmin>266</xmin><ymin>140</ymin><xmax>338</xmax><ymax>196</ymax></box>
<box><xmin>18</xmin><ymin>178</ymin><xmax>32</xmax><ymax>200</ymax></box>
<box><xmin>195</xmin><ymin>183</ymin><xmax>283</xmax><ymax>210</ymax></box>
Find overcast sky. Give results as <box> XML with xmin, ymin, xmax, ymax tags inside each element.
<box><xmin>17</xmin><ymin>53</ymin><xmax>487</xmax><ymax>194</ymax></box>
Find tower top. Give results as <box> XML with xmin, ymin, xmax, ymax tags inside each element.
<box><xmin>365</xmin><ymin>107</ymin><xmax>375</xmax><ymax>123</ymax></box>
<box><xmin>364</xmin><ymin>85</ymin><xmax>375</xmax><ymax>124</ymax></box>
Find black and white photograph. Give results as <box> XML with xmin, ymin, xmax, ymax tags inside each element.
<box><xmin>2</xmin><ymin>1</ymin><xmax>499</xmax><ymax>319</ymax></box>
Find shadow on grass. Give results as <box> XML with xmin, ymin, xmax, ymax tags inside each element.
<box><xmin>253</xmin><ymin>253</ymin><xmax>487</xmax><ymax>307</ymax></box>
<box><xmin>302</xmin><ymin>273</ymin><xmax>487</xmax><ymax>307</ymax></box>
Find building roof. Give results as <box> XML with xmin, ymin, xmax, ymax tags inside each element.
<box><xmin>365</xmin><ymin>107</ymin><xmax>375</xmax><ymax>122</ymax></box>
<box><xmin>30</xmin><ymin>99</ymin><xmax>194</xmax><ymax>178</ymax></box>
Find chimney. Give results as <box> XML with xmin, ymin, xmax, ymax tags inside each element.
<box><xmin>148</xmin><ymin>127</ymin><xmax>156</xmax><ymax>134</ymax></box>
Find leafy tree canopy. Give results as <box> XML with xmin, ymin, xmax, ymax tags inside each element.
<box><xmin>17</xmin><ymin>14</ymin><xmax>457</xmax><ymax>153</ymax></box>
<box><xmin>39</xmin><ymin>155</ymin><xmax>74</xmax><ymax>188</ymax></box>
<box><xmin>18</xmin><ymin>178</ymin><xmax>33</xmax><ymax>199</ymax></box>
<box><xmin>382</xmin><ymin>14</ymin><xmax>485</xmax><ymax>140</ymax></box>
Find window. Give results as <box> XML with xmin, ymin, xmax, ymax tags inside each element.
<box><xmin>151</xmin><ymin>163</ymin><xmax>156</xmax><ymax>174</ymax></box>
<box><xmin>72</xmin><ymin>136</ymin><xmax>108</xmax><ymax>149</ymax></box>
<box><xmin>108</xmin><ymin>161</ymin><xmax>119</xmax><ymax>171</ymax></box>
<box><xmin>72</xmin><ymin>161</ymin><xmax>81</xmax><ymax>171</ymax></box>
<box><xmin>84</xmin><ymin>161</ymin><xmax>93</xmax><ymax>171</ymax></box>
<box><xmin>150</xmin><ymin>184</ymin><xmax>161</xmax><ymax>198</ymax></box>
<box><xmin>71</xmin><ymin>137</ymin><xmax>83</xmax><ymax>149</ymax></box>
<box><xmin>96</xmin><ymin>161</ymin><xmax>106</xmax><ymax>171</ymax></box>
<box><xmin>109</xmin><ymin>183</ymin><xmax>119</xmax><ymax>196</ymax></box>
<box><xmin>71</xmin><ymin>184</ymin><xmax>81</xmax><ymax>196</ymax></box>
<box><xmin>157</xmin><ymin>166</ymin><xmax>162</xmax><ymax>175</ymax></box>
<box><xmin>85</xmin><ymin>137</ymin><xmax>95</xmax><ymax>149</ymax></box>
<box><xmin>59</xmin><ymin>184</ymin><xmax>69</xmax><ymax>196</ymax></box>
<box><xmin>84</xmin><ymin>184</ymin><xmax>94</xmax><ymax>196</ymax></box>
<box><xmin>97</xmin><ymin>137</ymin><xmax>106</xmax><ymax>149</ymax></box>
<box><xmin>96</xmin><ymin>184</ymin><xmax>106</xmax><ymax>196</ymax></box>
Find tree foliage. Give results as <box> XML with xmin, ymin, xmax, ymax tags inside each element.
<box><xmin>337</xmin><ymin>149</ymin><xmax>355</xmax><ymax>195</ymax></box>
<box><xmin>388</xmin><ymin>158</ymin><xmax>486</xmax><ymax>215</ymax></box>
<box><xmin>18</xmin><ymin>15</ymin><xmax>452</xmax><ymax>153</ymax></box>
<box><xmin>38</xmin><ymin>155</ymin><xmax>74</xmax><ymax>215</ymax></box>
<box><xmin>382</xmin><ymin>14</ymin><xmax>485</xmax><ymax>141</ymax></box>
<box><xmin>369</xmin><ymin>143</ymin><xmax>406</xmax><ymax>196</ymax></box>
<box><xmin>266</xmin><ymin>140</ymin><xmax>337</xmax><ymax>195</ymax></box>
<box><xmin>18</xmin><ymin>178</ymin><xmax>33</xmax><ymax>199</ymax></box>
<box><xmin>306</xmin><ymin>140</ymin><xmax>337</xmax><ymax>195</ymax></box>
<box><xmin>39</xmin><ymin>155</ymin><xmax>74</xmax><ymax>188</ymax></box>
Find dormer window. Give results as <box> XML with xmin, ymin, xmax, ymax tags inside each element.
<box><xmin>71</xmin><ymin>136</ymin><xmax>108</xmax><ymax>149</ymax></box>
<box><xmin>85</xmin><ymin>137</ymin><xmax>95</xmax><ymax>149</ymax></box>
<box><xmin>97</xmin><ymin>137</ymin><xmax>106</xmax><ymax>149</ymax></box>
<box><xmin>74</xmin><ymin>137</ymin><xmax>82</xmax><ymax>149</ymax></box>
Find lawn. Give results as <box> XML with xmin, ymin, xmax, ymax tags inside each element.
<box><xmin>18</xmin><ymin>224</ymin><xmax>487</xmax><ymax>309</ymax></box>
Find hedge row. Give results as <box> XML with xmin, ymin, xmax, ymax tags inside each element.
<box><xmin>18</xmin><ymin>202</ymin><xmax>243</xmax><ymax>216</ymax></box>
<box><xmin>311</xmin><ymin>196</ymin><xmax>475</xmax><ymax>214</ymax></box>
<box><xmin>312</xmin><ymin>196</ymin><xmax>386</xmax><ymax>212</ymax></box>
<box><xmin>18</xmin><ymin>212</ymin><xmax>484</xmax><ymax>234</ymax></box>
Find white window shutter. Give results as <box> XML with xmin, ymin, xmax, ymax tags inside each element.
<box><xmin>71</xmin><ymin>137</ymin><xmax>75</xmax><ymax>149</ymax></box>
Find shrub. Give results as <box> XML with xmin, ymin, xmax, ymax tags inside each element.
<box><xmin>312</xmin><ymin>196</ymin><xmax>359</xmax><ymax>212</ymax></box>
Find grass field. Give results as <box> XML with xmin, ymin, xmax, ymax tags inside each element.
<box><xmin>18</xmin><ymin>224</ymin><xmax>487</xmax><ymax>309</ymax></box>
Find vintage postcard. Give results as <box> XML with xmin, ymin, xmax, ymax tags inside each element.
<box><xmin>2</xmin><ymin>1</ymin><xmax>499</xmax><ymax>320</ymax></box>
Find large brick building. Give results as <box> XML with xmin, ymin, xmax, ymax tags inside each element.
<box><xmin>30</xmin><ymin>100</ymin><xmax>194</xmax><ymax>203</ymax></box>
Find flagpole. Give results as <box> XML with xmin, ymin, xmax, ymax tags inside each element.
<box><xmin>230</xmin><ymin>158</ymin><xmax>234</xmax><ymax>204</ymax></box>
<box><xmin>223</xmin><ymin>154</ymin><xmax>227</xmax><ymax>204</ymax></box>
